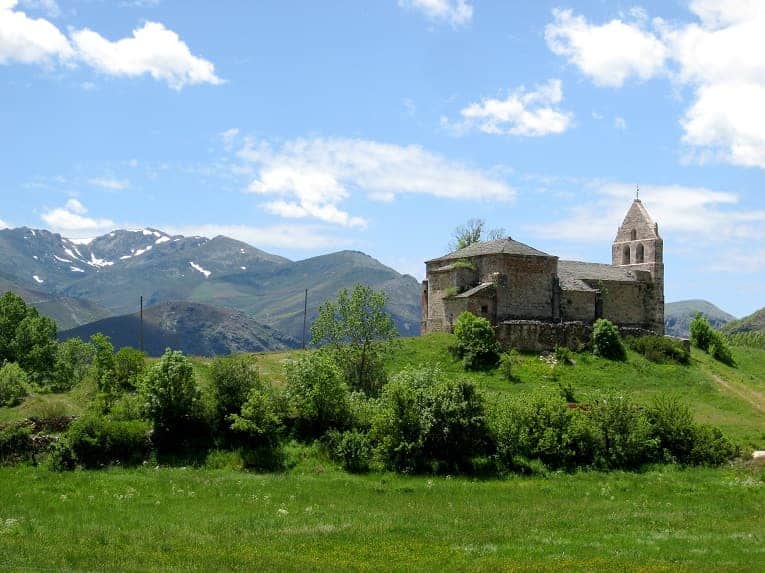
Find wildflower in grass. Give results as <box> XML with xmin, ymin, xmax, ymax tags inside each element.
<box><xmin>278</xmin><ymin>508</ymin><xmax>289</xmax><ymax>516</ymax></box>
<box><xmin>427</xmin><ymin>480</ymin><xmax>434</xmax><ymax>489</ymax></box>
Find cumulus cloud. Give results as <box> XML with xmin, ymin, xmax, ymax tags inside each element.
<box><xmin>398</xmin><ymin>0</ymin><xmax>473</xmax><ymax>27</ymax></box>
<box><xmin>0</xmin><ymin>1</ymin><xmax>220</xmax><ymax>89</ymax></box>
<box><xmin>88</xmin><ymin>177</ymin><xmax>129</xmax><ymax>191</ymax></box>
<box><xmin>453</xmin><ymin>79</ymin><xmax>573</xmax><ymax>137</ymax></box>
<box><xmin>165</xmin><ymin>223</ymin><xmax>352</xmax><ymax>251</ymax></box>
<box><xmin>41</xmin><ymin>199</ymin><xmax>116</xmax><ymax>236</ymax></box>
<box><xmin>546</xmin><ymin>2</ymin><xmax>765</xmax><ymax>169</ymax></box>
<box><xmin>0</xmin><ymin>0</ymin><xmax>73</xmax><ymax>64</ymax></box>
<box><xmin>545</xmin><ymin>8</ymin><xmax>667</xmax><ymax>87</ymax></box>
<box><xmin>528</xmin><ymin>182</ymin><xmax>765</xmax><ymax>248</ymax></box>
<box><xmin>237</xmin><ymin>136</ymin><xmax>515</xmax><ymax>227</ymax></box>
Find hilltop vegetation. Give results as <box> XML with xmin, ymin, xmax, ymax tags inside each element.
<box><xmin>665</xmin><ymin>299</ymin><xmax>736</xmax><ymax>338</ymax></box>
<box><xmin>723</xmin><ymin>306</ymin><xmax>765</xmax><ymax>334</ymax></box>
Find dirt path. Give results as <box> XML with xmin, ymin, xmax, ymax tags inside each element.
<box><xmin>711</xmin><ymin>374</ymin><xmax>765</xmax><ymax>415</ymax></box>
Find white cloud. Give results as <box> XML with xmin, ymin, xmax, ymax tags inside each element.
<box><xmin>613</xmin><ymin>116</ymin><xmax>627</xmax><ymax>130</ymax></box>
<box><xmin>545</xmin><ymin>8</ymin><xmax>667</xmax><ymax>87</ymax></box>
<box><xmin>0</xmin><ymin>218</ymin><xmax>9</xmax><ymax>229</ymax></box>
<box><xmin>528</xmin><ymin>182</ymin><xmax>765</xmax><ymax>248</ymax></box>
<box><xmin>41</xmin><ymin>199</ymin><xmax>116</xmax><ymax>236</ymax></box>
<box><xmin>454</xmin><ymin>79</ymin><xmax>573</xmax><ymax>137</ymax></box>
<box><xmin>220</xmin><ymin>128</ymin><xmax>240</xmax><ymax>151</ymax></box>
<box><xmin>71</xmin><ymin>22</ymin><xmax>222</xmax><ymax>90</ymax></box>
<box><xmin>0</xmin><ymin>2</ymin><xmax>220</xmax><ymax>89</ymax></box>
<box><xmin>238</xmin><ymin>136</ymin><xmax>515</xmax><ymax>227</ymax></box>
<box><xmin>398</xmin><ymin>0</ymin><xmax>473</xmax><ymax>27</ymax></box>
<box><xmin>546</xmin><ymin>3</ymin><xmax>765</xmax><ymax>169</ymax></box>
<box><xmin>88</xmin><ymin>177</ymin><xmax>129</xmax><ymax>191</ymax></box>
<box><xmin>0</xmin><ymin>0</ymin><xmax>73</xmax><ymax>64</ymax></box>
<box><xmin>165</xmin><ymin>223</ymin><xmax>352</xmax><ymax>251</ymax></box>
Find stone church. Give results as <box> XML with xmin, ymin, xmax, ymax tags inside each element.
<box><xmin>421</xmin><ymin>199</ymin><xmax>665</xmax><ymax>351</ymax></box>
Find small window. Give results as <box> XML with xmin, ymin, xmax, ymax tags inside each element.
<box><xmin>622</xmin><ymin>245</ymin><xmax>631</xmax><ymax>265</ymax></box>
<box><xmin>630</xmin><ymin>229</ymin><xmax>637</xmax><ymax>240</ymax></box>
<box><xmin>480</xmin><ymin>305</ymin><xmax>489</xmax><ymax>315</ymax></box>
<box><xmin>636</xmin><ymin>243</ymin><xmax>645</xmax><ymax>263</ymax></box>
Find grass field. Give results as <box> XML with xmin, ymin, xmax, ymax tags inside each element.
<box><xmin>1</xmin><ymin>334</ymin><xmax>764</xmax><ymax>571</ymax></box>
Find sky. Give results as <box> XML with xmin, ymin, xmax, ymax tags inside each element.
<box><xmin>0</xmin><ymin>0</ymin><xmax>763</xmax><ymax>317</ymax></box>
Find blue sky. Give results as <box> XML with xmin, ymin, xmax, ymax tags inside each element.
<box><xmin>1</xmin><ymin>0</ymin><xmax>763</xmax><ymax>316</ymax></box>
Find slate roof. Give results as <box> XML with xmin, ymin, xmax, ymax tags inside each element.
<box><xmin>558</xmin><ymin>260</ymin><xmax>642</xmax><ymax>292</ymax></box>
<box><xmin>427</xmin><ymin>238</ymin><xmax>552</xmax><ymax>263</ymax></box>
<box><xmin>454</xmin><ymin>282</ymin><xmax>495</xmax><ymax>299</ymax></box>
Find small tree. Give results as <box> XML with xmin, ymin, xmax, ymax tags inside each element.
<box><xmin>54</xmin><ymin>338</ymin><xmax>95</xmax><ymax>391</ymax></box>
<box><xmin>229</xmin><ymin>386</ymin><xmax>284</xmax><ymax>468</ymax></box>
<box><xmin>689</xmin><ymin>314</ymin><xmax>713</xmax><ymax>351</ymax></box>
<box><xmin>208</xmin><ymin>354</ymin><xmax>261</xmax><ymax>439</ymax></box>
<box><xmin>113</xmin><ymin>347</ymin><xmax>146</xmax><ymax>391</ymax></box>
<box><xmin>452</xmin><ymin>311</ymin><xmax>501</xmax><ymax>370</ymax></box>
<box><xmin>141</xmin><ymin>349</ymin><xmax>200</xmax><ymax>445</ymax></box>
<box><xmin>311</xmin><ymin>284</ymin><xmax>397</xmax><ymax>396</ymax></box>
<box><xmin>90</xmin><ymin>333</ymin><xmax>115</xmax><ymax>392</ymax></box>
<box><xmin>592</xmin><ymin>319</ymin><xmax>626</xmax><ymax>361</ymax></box>
<box><xmin>12</xmin><ymin>312</ymin><xmax>57</xmax><ymax>386</ymax></box>
<box><xmin>0</xmin><ymin>363</ymin><xmax>28</xmax><ymax>407</ymax></box>
<box><xmin>449</xmin><ymin>219</ymin><xmax>506</xmax><ymax>251</ymax></box>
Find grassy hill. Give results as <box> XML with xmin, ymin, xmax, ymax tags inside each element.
<box><xmin>665</xmin><ymin>299</ymin><xmax>736</xmax><ymax>337</ymax></box>
<box><xmin>60</xmin><ymin>301</ymin><xmax>299</xmax><ymax>357</ymax></box>
<box><xmin>723</xmin><ymin>306</ymin><xmax>765</xmax><ymax>334</ymax></box>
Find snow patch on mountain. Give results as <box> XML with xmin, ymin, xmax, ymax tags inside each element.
<box><xmin>189</xmin><ymin>262</ymin><xmax>212</xmax><ymax>278</ymax></box>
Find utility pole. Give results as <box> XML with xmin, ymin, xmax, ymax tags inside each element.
<box><xmin>139</xmin><ymin>295</ymin><xmax>144</xmax><ymax>353</ymax></box>
<box><xmin>302</xmin><ymin>289</ymin><xmax>308</xmax><ymax>350</ymax></box>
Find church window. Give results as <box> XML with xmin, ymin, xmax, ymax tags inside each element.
<box><xmin>636</xmin><ymin>243</ymin><xmax>645</xmax><ymax>263</ymax></box>
<box><xmin>622</xmin><ymin>245</ymin><xmax>631</xmax><ymax>264</ymax></box>
<box><xmin>630</xmin><ymin>229</ymin><xmax>637</xmax><ymax>240</ymax></box>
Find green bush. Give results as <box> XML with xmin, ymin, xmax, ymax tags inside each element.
<box><xmin>48</xmin><ymin>438</ymin><xmax>77</xmax><ymax>472</ymax></box>
<box><xmin>140</xmin><ymin>349</ymin><xmax>202</xmax><ymax>447</ymax></box>
<box><xmin>372</xmin><ymin>367</ymin><xmax>490</xmax><ymax>473</ymax></box>
<box><xmin>0</xmin><ymin>423</ymin><xmax>33</xmax><ymax>464</ymax></box>
<box><xmin>285</xmin><ymin>352</ymin><xmax>352</xmax><ymax>439</ymax></box>
<box><xmin>690</xmin><ymin>314</ymin><xmax>713</xmax><ymax>351</ymax></box>
<box><xmin>0</xmin><ymin>362</ymin><xmax>28</xmax><ymax>406</ymax></box>
<box><xmin>592</xmin><ymin>319</ymin><xmax>626</xmax><ymax>361</ymax></box>
<box><xmin>208</xmin><ymin>354</ymin><xmax>261</xmax><ymax>440</ymax></box>
<box><xmin>452</xmin><ymin>312</ymin><xmax>501</xmax><ymax>370</ymax></box>
<box><xmin>647</xmin><ymin>395</ymin><xmax>697</xmax><ymax>463</ymax></box>
<box><xmin>554</xmin><ymin>345</ymin><xmax>574</xmax><ymax>365</ymax></box>
<box><xmin>108</xmin><ymin>392</ymin><xmax>145</xmax><ymax>422</ymax></box>
<box><xmin>688</xmin><ymin>425</ymin><xmax>739</xmax><ymax>466</ymax></box>
<box><xmin>54</xmin><ymin>338</ymin><xmax>95</xmax><ymax>391</ymax></box>
<box><xmin>90</xmin><ymin>333</ymin><xmax>115</xmax><ymax>392</ymax></box>
<box><xmin>590</xmin><ymin>395</ymin><xmax>657</xmax><ymax>469</ymax></box>
<box><xmin>113</xmin><ymin>347</ymin><xmax>146</xmax><ymax>391</ymax></box>
<box><xmin>327</xmin><ymin>430</ymin><xmax>372</xmax><ymax>473</ymax></box>
<box><xmin>498</xmin><ymin>351</ymin><xmax>518</xmax><ymax>383</ymax></box>
<box><xmin>709</xmin><ymin>331</ymin><xmax>735</xmax><ymax>366</ymax></box>
<box><xmin>67</xmin><ymin>415</ymin><xmax>151</xmax><ymax>468</ymax></box>
<box><xmin>229</xmin><ymin>387</ymin><xmax>284</xmax><ymax>451</ymax></box>
<box><xmin>490</xmin><ymin>392</ymin><xmax>597</xmax><ymax>471</ymax></box>
<box><xmin>628</xmin><ymin>335</ymin><xmax>690</xmax><ymax>365</ymax></box>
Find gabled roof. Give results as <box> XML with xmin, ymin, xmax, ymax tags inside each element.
<box><xmin>427</xmin><ymin>238</ymin><xmax>552</xmax><ymax>263</ymax></box>
<box><xmin>558</xmin><ymin>260</ymin><xmax>643</xmax><ymax>291</ymax></box>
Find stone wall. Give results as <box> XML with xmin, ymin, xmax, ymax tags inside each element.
<box><xmin>496</xmin><ymin>321</ymin><xmax>660</xmax><ymax>352</ymax></box>
<box><xmin>424</xmin><ymin>264</ymin><xmax>479</xmax><ymax>332</ymax></box>
<box><xmin>600</xmin><ymin>280</ymin><xmax>649</xmax><ymax>327</ymax></box>
<box><xmin>560</xmin><ymin>289</ymin><xmax>596</xmax><ymax>322</ymax></box>
<box><xmin>443</xmin><ymin>292</ymin><xmax>496</xmax><ymax>330</ymax></box>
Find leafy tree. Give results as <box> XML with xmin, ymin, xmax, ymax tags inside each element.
<box><xmin>0</xmin><ymin>363</ymin><xmax>28</xmax><ymax>407</ymax></box>
<box><xmin>54</xmin><ymin>338</ymin><xmax>95</xmax><ymax>391</ymax></box>
<box><xmin>208</xmin><ymin>354</ymin><xmax>261</xmax><ymax>439</ymax></box>
<box><xmin>690</xmin><ymin>313</ymin><xmax>714</xmax><ymax>351</ymax></box>
<box><xmin>592</xmin><ymin>319</ymin><xmax>626</xmax><ymax>361</ymax></box>
<box><xmin>311</xmin><ymin>284</ymin><xmax>397</xmax><ymax>396</ymax></box>
<box><xmin>452</xmin><ymin>311</ymin><xmax>501</xmax><ymax>370</ymax></box>
<box><xmin>113</xmin><ymin>347</ymin><xmax>146</xmax><ymax>391</ymax></box>
<box><xmin>0</xmin><ymin>292</ymin><xmax>31</xmax><ymax>363</ymax></box>
<box><xmin>229</xmin><ymin>387</ymin><xmax>284</xmax><ymax>450</ymax></box>
<box><xmin>285</xmin><ymin>352</ymin><xmax>351</xmax><ymax>439</ymax></box>
<box><xmin>90</xmin><ymin>333</ymin><xmax>115</xmax><ymax>392</ymax></box>
<box><xmin>140</xmin><ymin>349</ymin><xmax>200</xmax><ymax>445</ymax></box>
<box><xmin>12</xmin><ymin>313</ymin><xmax>57</xmax><ymax>385</ymax></box>
<box><xmin>449</xmin><ymin>218</ymin><xmax>506</xmax><ymax>251</ymax></box>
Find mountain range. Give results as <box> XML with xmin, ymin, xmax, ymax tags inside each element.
<box><xmin>0</xmin><ymin>226</ymin><xmax>422</xmax><ymax>355</ymax></box>
<box><xmin>664</xmin><ymin>299</ymin><xmax>737</xmax><ymax>338</ymax></box>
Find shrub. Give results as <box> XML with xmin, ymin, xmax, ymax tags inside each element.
<box><xmin>647</xmin><ymin>395</ymin><xmax>697</xmax><ymax>463</ymax></box>
<box><xmin>498</xmin><ymin>351</ymin><xmax>519</xmax><ymax>382</ymax></box>
<box><xmin>590</xmin><ymin>395</ymin><xmax>657</xmax><ymax>469</ymax></box>
<box><xmin>327</xmin><ymin>430</ymin><xmax>372</xmax><ymax>473</ymax></box>
<box><xmin>709</xmin><ymin>331</ymin><xmax>735</xmax><ymax>366</ymax></box>
<box><xmin>90</xmin><ymin>333</ymin><xmax>115</xmax><ymax>392</ymax></box>
<box><xmin>554</xmin><ymin>345</ymin><xmax>574</xmax><ymax>365</ymax></box>
<box><xmin>372</xmin><ymin>367</ymin><xmax>490</xmax><ymax>473</ymax></box>
<box><xmin>0</xmin><ymin>423</ymin><xmax>33</xmax><ymax>464</ymax></box>
<box><xmin>108</xmin><ymin>392</ymin><xmax>145</xmax><ymax>422</ymax></box>
<box><xmin>0</xmin><ymin>362</ymin><xmax>28</xmax><ymax>406</ymax></box>
<box><xmin>140</xmin><ymin>349</ymin><xmax>201</xmax><ymax>447</ymax></box>
<box><xmin>558</xmin><ymin>380</ymin><xmax>576</xmax><ymax>403</ymax></box>
<box><xmin>348</xmin><ymin>391</ymin><xmax>379</xmax><ymax>431</ymax></box>
<box><xmin>689</xmin><ymin>314</ymin><xmax>713</xmax><ymax>351</ymax></box>
<box><xmin>285</xmin><ymin>352</ymin><xmax>352</xmax><ymax>439</ymax></box>
<box><xmin>592</xmin><ymin>319</ymin><xmax>626</xmax><ymax>361</ymax></box>
<box><xmin>0</xmin><ymin>293</ymin><xmax>57</xmax><ymax>386</ymax></box>
<box><xmin>208</xmin><ymin>354</ymin><xmax>261</xmax><ymax>440</ymax></box>
<box><xmin>452</xmin><ymin>312</ymin><xmax>501</xmax><ymax>370</ymax></box>
<box><xmin>229</xmin><ymin>387</ymin><xmax>284</xmax><ymax>452</ymax></box>
<box><xmin>689</xmin><ymin>425</ymin><xmax>739</xmax><ymax>466</ymax></box>
<box><xmin>628</xmin><ymin>335</ymin><xmax>690</xmax><ymax>365</ymax></box>
<box><xmin>490</xmin><ymin>392</ymin><xmax>597</xmax><ymax>471</ymax></box>
<box><xmin>113</xmin><ymin>347</ymin><xmax>146</xmax><ymax>391</ymax></box>
<box><xmin>48</xmin><ymin>438</ymin><xmax>77</xmax><ymax>472</ymax></box>
<box><xmin>67</xmin><ymin>415</ymin><xmax>151</xmax><ymax>468</ymax></box>
<box><xmin>54</xmin><ymin>338</ymin><xmax>95</xmax><ymax>391</ymax></box>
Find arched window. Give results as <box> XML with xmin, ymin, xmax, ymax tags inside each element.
<box><xmin>630</xmin><ymin>229</ymin><xmax>637</xmax><ymax>241</ymax></box>
<box><xmin>636</xmin><ymin>243</ymin><xmax>645</xmax><ymax>263</ymax></box>
<box><xmin>623</xmin><ymin>245</ymin><xmax>631</xmax><ymax>265</ymax></box>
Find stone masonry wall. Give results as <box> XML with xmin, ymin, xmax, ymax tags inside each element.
<box><xmin>560</xmin><ymin>290</ymin><xmax>597</xmax><ymax>322</ymax></box>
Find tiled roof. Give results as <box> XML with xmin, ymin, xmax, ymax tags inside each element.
<box><xmin>558</xmin><ymin>260</ymin><xmax>642</xmax><ymax>291</ymax></box>
<box><xmin>427</xmin><ymin>238</ymin><xmax>552</xmax><ymax>263</ymax></box>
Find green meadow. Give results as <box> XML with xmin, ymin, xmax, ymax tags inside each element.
<box><xmin>1</xmin><ymin>334</ymin><xmax>764</xmax><ymax>571</ymax></box>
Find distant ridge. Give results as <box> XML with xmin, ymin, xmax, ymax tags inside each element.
<box><xmin>665</xmin><ymin>299</ymin><xmax>736</xmax><ymax>338</ymax></box>
<box><xmin>60</xmin><ymin>301</ymin><xmax>300</xmax><ymax>357</ymax></box>
<box><xmin>722</xmin><ymin>307</ymin><xmax>765</xmax><ymax>335</ymax></box>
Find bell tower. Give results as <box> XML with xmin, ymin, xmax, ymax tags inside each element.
<box><xmin>612</xmin><ymin>193</ymin><xmax>664</xmax><ymax>334</ymax></box>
